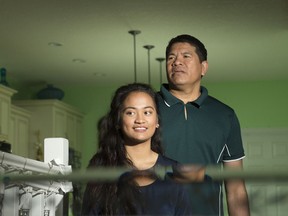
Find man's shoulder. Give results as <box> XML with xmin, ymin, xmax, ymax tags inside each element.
<box><xmin>156</xmin><ymin>85</ymin><xmax>167</xmax><ymax>98</ymax></box>
<box><xmin>156</xmin><ymin>90</ymin><xmax>162</xmax><ymax>97</ymax></box>
<box><xmin>204</xmin><ymin>95</ymin><xmax>235</xmax><ymax>114</ymax></box>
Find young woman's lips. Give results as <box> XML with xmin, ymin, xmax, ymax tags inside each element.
<box><xmin>133</xmin><ymin>126</ymin><xmax>147</xmax><ymax>132</ymax></box>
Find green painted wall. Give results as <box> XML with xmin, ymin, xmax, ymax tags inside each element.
<box><xmin>203</xmin><ymin>80</ymin><xmax>288</xmax><ymax>128</ymax></box>
<box><xmin>60</xmin><ymin>80</ymin><xmax>288</xmax><ymax>168</ymax></box>
<box><xmin>11</xmin><ymin>80</ymin><xmax>288</xmax><ymax>169</ymax></box>
<box><xmin>61</xmin><ymin>84</ymin><xmax>120</xmax><ymax>169</ymax></box>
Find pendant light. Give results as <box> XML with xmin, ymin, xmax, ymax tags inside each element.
<box><xmin>128</xmin><ymin>30</ymin><xmax>141</xmax><ymax>82</ymax></box>
<box><xmin>155</xmin><ymin>57</ymin><xmax>165</xmax><ymax>85</ymax></box>
<box><xmin>143</xmin><ymin>45</ymin><xmax>154</xmax><ymax>85</ymax></box>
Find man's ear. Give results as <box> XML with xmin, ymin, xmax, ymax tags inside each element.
<box><xmin>201</xmin><ymin>61</ymin><xmax>208</xmax><ymax>77</ymax></box>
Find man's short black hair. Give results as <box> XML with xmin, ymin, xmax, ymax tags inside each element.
<box><xmin>165</xmin><ymin>34</ymin><xmax>207</xmax><ymax>62</ymax></box>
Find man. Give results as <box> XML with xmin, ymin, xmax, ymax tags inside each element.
<box><xmin>157</xmin><ymin>34</ymin><xmax>250</xmax><ymax>216</ymax></box>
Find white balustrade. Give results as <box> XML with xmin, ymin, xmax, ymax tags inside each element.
<box><xmin>0</xmin><ymin>138</ymin><xmax>72</xmax><ymax>216</ymax></box>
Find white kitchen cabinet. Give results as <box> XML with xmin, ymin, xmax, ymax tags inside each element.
<box><xmin>0</xmin><ymin>85</ymin><xmax>17</xmax><ymax>141</ymax></box>
<box><xmin>13</xmin><ymin>99</ymin><xmax>84</xmax><ymax>159</ymax></box>
<box><xmin>9</xmin><ymin>105</ymin><xmax>31</xmax><ymax>157</ymax></box>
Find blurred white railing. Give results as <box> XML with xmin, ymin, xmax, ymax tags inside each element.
<box><xmin>0</xmin><ymin>138</ymin><xmax>72</xmax><ymax>216</ymax></box>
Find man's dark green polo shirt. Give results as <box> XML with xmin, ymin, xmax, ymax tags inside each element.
<box><xmin>157</xmin><ymin>84</ymin><xmax>245</xmax><ymax>216</ymax></box>
<box><xmin>157</xmin><ymin>84</ymin><xmax>245</xmax><ymax>165</ymax></box>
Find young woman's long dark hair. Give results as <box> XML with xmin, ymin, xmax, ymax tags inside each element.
<box><xmin>82</xmin><ymin>83</ymin><xmax>163</xmax><ymax>215</ymax></box>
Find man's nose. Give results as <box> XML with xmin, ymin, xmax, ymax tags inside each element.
<box><xmin>172</xmin><ymin>56</ymin><xmax>182</xmax><ymax>66</ymax></box>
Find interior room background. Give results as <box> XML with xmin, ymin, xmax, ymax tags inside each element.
<box><xmin>10</xmin><ymin>79</ymin><xmax>288</xmax><ymax>169</ymax></box>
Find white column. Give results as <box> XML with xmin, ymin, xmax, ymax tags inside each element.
<box><xmin>31</xmin><ymin>193</ymin><xmax>44</xmax><ymax>216</ymax></box>
<box><xmin>3</xmin><ymin>186</ymin><xmax>19</xmax><ymax>216</ymax></box>
<box><xmin>44</xmin><ymin>138</ymin><xmax>69</xmax><ymax>165</ymax></box>
<box><xmin>44</xmin><ymin>138</ymin><xmax>70</xmax><ymax>216</ymax></box>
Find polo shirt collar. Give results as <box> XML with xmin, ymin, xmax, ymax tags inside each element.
<box><xmin>195</xmin><ymin>86</ymin><xmax>208</xmax><ymax>106</ymax></box>
<box><xmin>160</xmin><ymin>84</ymin><xmax>208</xmax><ymax>107</ymax></box>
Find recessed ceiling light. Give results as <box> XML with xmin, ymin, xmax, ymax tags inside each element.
<box><xmin>93</xmin><ymin>72</ymin><xmax>106</xmax><ymax>77</ymax></box>
<box><xmin>48</xmin><ymin>42</ymin><xmax>63</xmax><ymax>47</ymax></box>
<box><xmin>72</xmin><ymin>58</ymin><xmax>86</xmax><ymax>63</ymax></box>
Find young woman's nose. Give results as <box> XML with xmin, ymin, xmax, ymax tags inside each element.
<box><xmin>135</xmin><ymin>113</ymin><xmax>145</xmax><ymax>123</ymax></box>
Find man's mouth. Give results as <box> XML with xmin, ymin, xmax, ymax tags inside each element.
<box><xmin>172</xmin><ymin>67</ymin><xmax>184</xmax><ymax>73</ymax></box>
<box><xmin>172</xmin><ymin>70</ymin><xmax>184</xmax><ymax>76</ymax></box>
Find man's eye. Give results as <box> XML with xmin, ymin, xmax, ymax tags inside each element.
<box><xmin>168</xmin><ymin>56</ymin><xmax>175</xmax><ymax>60</ymax></box>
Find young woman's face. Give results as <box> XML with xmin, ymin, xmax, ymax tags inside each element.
<box><xmin>121</xmin><ymin>91</ymin><xmax>159</xmax><ymax>145</ymax></box>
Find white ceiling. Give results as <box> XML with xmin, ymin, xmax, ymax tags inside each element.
<box><xmin>0</xmin><ymin>0</ymin><xmax>287</xmax><ymax>87</ymax></box>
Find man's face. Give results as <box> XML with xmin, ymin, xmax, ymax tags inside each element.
<box><xmin>166</xmin><ymin>42</ymin><xmax>208</xmax><ymax>88</ymax></box>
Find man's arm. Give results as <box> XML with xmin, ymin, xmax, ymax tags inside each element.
<box><xmin>172</xmin><ymin>164</ymin><xmax>206</xmax><ymax>182</ymax></box>
<box><xmin>224</xmin><ymin>160</ymin><xmax>250</xmax><ymax>216</ymax></box>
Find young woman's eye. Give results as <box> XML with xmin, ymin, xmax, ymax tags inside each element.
<box><xmin>144</xmin><ymin>110</ymin><xmax>153</xmax><ymax>115</ymax></box>
<box><xmin>125</xmin><ymin>111</ymin><xmax>135</xmax><ymax>116</ymax></box>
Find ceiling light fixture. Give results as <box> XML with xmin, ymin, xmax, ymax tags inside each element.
<box><xmin>93</xmin><ymin>72</ymin><xmax>106</xmax><ymax>77</ymax></box>
<box><xmin>128</xmin><ymin>30</ymin><xmax>141</xmax><ymax>83</ymax></box>
<box><xmin>48</xmin><ymin>42</ymin><xmax>63</xmax><ymax>47</ymax></box>
<box><xmin>143</xmin><ymin>45</ymin><xmax>154</xmax><ymax>85</ymax></box>
<box><xmin>72</xmin><ymin>58</ymin><xmax>86</xmax><ymax>63</ymax></box>
<box><xmin>155</xmin><ymin>57</ymin><xmax>165</xmax><ymax>85</ymax></box>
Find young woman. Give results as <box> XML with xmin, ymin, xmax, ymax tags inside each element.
<box><xmin>81</xmin><ymin>83</ymin><xmax>202</xmax><ymax>215</ymax></box>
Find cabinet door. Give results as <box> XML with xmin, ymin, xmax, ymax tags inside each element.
<box><xmin>75</xmin><ymin>116</ymin><xmax>83</xmax><ymax>152</ymax></box>
<box><xmin>66</xmin><ymin>113</ymin><xmax>76</xmax><ymax>149</ymax></box>
<box><xmin>242</xmin><ymin>128</ymin><xmax>288</xmax><ymax>216</ymax></box>
<box><xmin>52</xmin><ymin>108</ymin><xmax>83</xmax><ymax>151</ymax></box>
<box><xmin>53</xmin><ymin>108</ymin><xmax>67</xmax><ymax>138</ymax></box>
<box><xmin>12</xmin><ymin>99</ymin><xmax>84</xmax><ymax>160</ymax></box>
<box><xmin>66</xmin><ymin>113</ymin><xmax>84</xmax><ymax>151</ymax></box>
<box><xmin>0</xmin><ymin>96</ymin><xmax>10</xmax><ymax>140</ymax></box>
<box><xmin>9</xmin><ymin>107</ymin><xmax>30</xmax><ymax>157</ymax></box>
<box><xmin>0</xmin><ymin>85</ymin><xmax>16</xmax><ymax>140</ymax></box>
